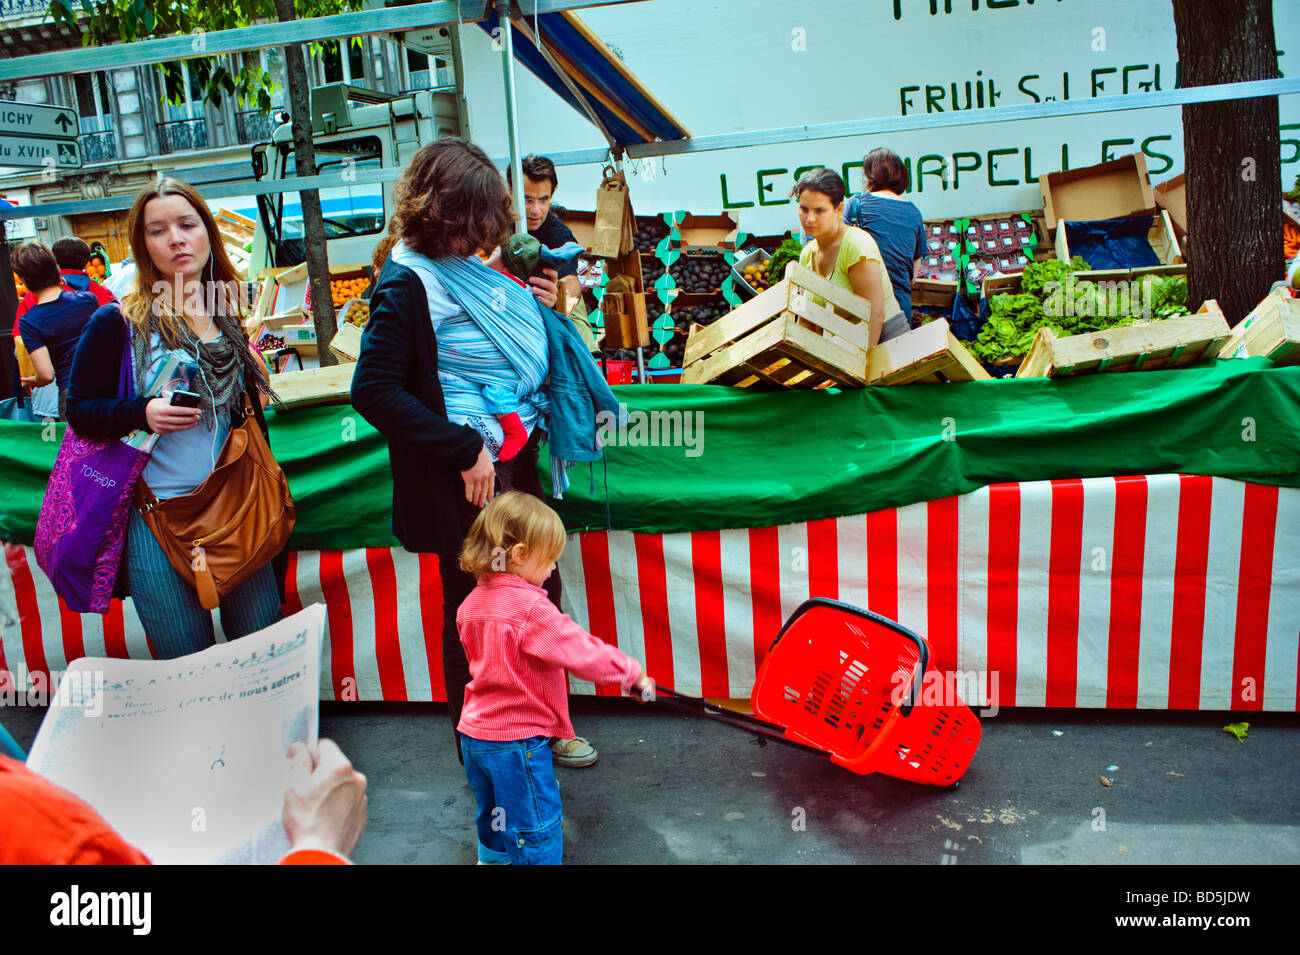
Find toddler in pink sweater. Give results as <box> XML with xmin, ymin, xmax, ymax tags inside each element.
<box><xmin>455</xmin><ymin>491</ymin><xmax>653</xmax><ymax>864</ymax></box>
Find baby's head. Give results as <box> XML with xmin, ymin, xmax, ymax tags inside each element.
<box><xmin>459</xmin><ymin>491</ymin><xmax>566</xmax><ymax>586</ymax></box>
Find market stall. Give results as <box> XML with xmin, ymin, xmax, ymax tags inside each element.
<box><xmin>3</xmin><ymin>360</ymin><xmax>1298</xmax><ymax>710</ymax></box>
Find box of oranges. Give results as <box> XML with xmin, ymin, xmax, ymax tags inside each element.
<box><xmin>270</xmin><ymin>263</ymin><xmax>373</xmax><ymax>315</ymax></box>
<box><xmin>328</xmin><ymin>271</ymin><xmax>371</xmax><ymax>309</ymax></box>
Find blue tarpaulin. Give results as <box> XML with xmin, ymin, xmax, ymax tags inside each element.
<box><xmin>478</xmin><ymin>9</ymin><xmax>690</xmax><ymax>148</ymax></box>
<box><xmin>1062</xmin><ymin>216</ymin><xmax>1161</xmax><ymax>271</ymax></box>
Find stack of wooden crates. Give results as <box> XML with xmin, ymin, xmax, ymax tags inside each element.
<box><xmin>682</xmin><ymin>263</ymin><xmax>990</xmax><ymax>388</ymax></box>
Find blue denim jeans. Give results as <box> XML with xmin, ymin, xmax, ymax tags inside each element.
<box><xmin>460</xmin><ymin>734</ymin><xmax>564</xmax><ymax>865</ymax></box>
<box><xmin>125</xmin><ymin>508</ymin><xmax>283</xmax><ymax>659</ymax></box>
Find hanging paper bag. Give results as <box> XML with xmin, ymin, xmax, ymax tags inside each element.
<box><xmin>593</xmin><ymin>166</ymin><xmax>632</xmax><ymax>258</ymax></box>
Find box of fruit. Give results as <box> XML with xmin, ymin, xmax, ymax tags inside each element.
<box><xmin>268</xmin><ymin>263</ymin><xmax>372</xmax><ymax>314</ymax></box>
<box><xmin>668</xmin><ymin>251</ymin><xmax>730</xmax><ymax>295</ymax></box>
<box><xmin>731</xmin><ymin>248</ymin><xmax>772</xmax><ymax>299</ymax></box>
<box><xmin>338</xmin><ymin>297</ymin><xmax>371</xmax><ymax>329</ymax></box>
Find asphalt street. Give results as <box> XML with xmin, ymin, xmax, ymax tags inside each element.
<box><xmin>6</xmin><ymin>699</ymin><xmax>1296</xmax><ymax>865</ymax></box>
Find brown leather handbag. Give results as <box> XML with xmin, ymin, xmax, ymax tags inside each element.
<box><xmin>136</xmin><ymin>396</ymin><xmax>295</xmax><ymax>610</ymax></box>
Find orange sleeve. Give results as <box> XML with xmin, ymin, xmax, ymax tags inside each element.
<box><xmin>0</xmin><ymin>756</ymin><xmax>152</xmax><ymax>865</ymax></box>
<box><xmin>69</xmin><ymin>831</ymin><xmax>154</xmax><ymax>865</ymax></box>
<box><xmin>279</xmin><ymin>848</ymin><xmax>352</xmax><ymax>865</ymax></box>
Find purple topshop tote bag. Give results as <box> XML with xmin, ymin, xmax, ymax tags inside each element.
<box><xmin>33</xmin><ymin>327</ymin><xmax>150</xmax><ymax>613</ymax></box>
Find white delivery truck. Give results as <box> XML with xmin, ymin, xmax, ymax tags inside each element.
<box><xmin>247</xmin><ymin>83</ymin><xmax>463</xmax><ymax>271</ymax></box>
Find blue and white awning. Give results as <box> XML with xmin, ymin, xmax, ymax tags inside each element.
<box><xmin>478</xmin><ymin>8</ymin><xmax>690</xmax><ymax>148</ymax></box>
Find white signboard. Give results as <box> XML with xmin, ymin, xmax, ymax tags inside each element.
<box><xmin>0</xmin><ymin>134</ymin><xmax>81</xmax><ymax>169</ymax></box>
<box><xmin>460</xmin><ymin>0</ymin><xmax>1300</xmax><ymax>231</ymax></box>
<box><xmin>0</xmin><ymin>102</ymin><xmax>78</xmax><ymax>140</ymax></box>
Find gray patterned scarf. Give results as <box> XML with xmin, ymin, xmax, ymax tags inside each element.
<box><xmin>132</xmin><ymin>292</ymin><xmax>274</xmax><ymax>429</ymax></box>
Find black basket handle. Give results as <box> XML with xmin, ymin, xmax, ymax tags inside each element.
<box><xmin>769</xmin><ymin>598</ymin><xmax>930</xmax><ymax>718</ymax></box>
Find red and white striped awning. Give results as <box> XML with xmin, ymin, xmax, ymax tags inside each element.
<box><xmin>3</xmin><ymin>474</ymin><xmax>1297</xmax><ymax>711</ymax></box>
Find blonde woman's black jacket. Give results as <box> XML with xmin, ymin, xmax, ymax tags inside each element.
<box><xmin>349</xmin><ymin>259</ymin><xmax>485</xmax><ymax>556</ymax></box>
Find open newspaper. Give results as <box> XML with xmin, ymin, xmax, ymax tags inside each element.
<box><xmin>26</xmin><ymin>604</ymin><xmax>325</xmax><ymax>865</ymax></box>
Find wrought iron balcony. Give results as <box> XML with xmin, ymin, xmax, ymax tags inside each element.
<box><xmin>78</xmin><ymin>129</ymin><xmax>117</xmax><ymax>163</ymax></box>
<box><xmin>0</xmin><ymin>0</ymin><xmax>50</xmax><ymax>17</ymax></box>
<box><xmin>235</xmin><ymin>109</ymin><xmax>279</xmax><ymax>144</ymax></box>
<box><xmin>155</xmin><ymin>116</ymin><xmax>208</xmax><ymax>154</ymax></box>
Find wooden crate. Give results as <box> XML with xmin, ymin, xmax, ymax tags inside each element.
<box><xmin>1055</xmin><ymin>209</ymin><xmax>1183</xmax><ymax>269</ymax></box>
<box><xmin>247</xmin><ymin>266</ymin><xmax>297</xmax><ymax>333</ymax></box>
<box><xmin>1016</xmin><ymin>306</ymin><xmax>1230</xmax><ymax>378</ymax></box>
<box><xmin>682</xmin><ymin>263</ymin><xmax>873</xmax><ymax>389</ymax></box>
<box><xmin>865</xmin><ymin>320</ymin><xmax>991</xmax><ymax>385</ymax></box>
<box><xmin>329</xmin><ymin>321</ymin><xmax>363</xmax><ymax>363</ymax></box>
<box><xmin>912</xmin><ymin>277</ymin><xmax>959</xmax><ymax>308</ymax></box>
<box><xmin>215</xmin><ymin>208</ymin><xmax>256</xmax><ymax>247</ymax></box>
<box><xmin>226</xmin><ymin>244</ymin><xmax>251</xmax><ymax>279</ymax></box>
<box><xmin>980</xmin><ymin>271</ymin><xmax>1023</xmax><ymax>302</ymax></box>
<box><xmin>1153</xmin><ymin>174</ymin><xmax>1186</xmax><ymax>251</ymax></box>
<box><xmin>249</xmin><ymin>307</ymin><xmax>309</xmax><ymax>345</ymax></box>
<box><xmin>1217</xmin><ymin>290</ymin><xmax>1300</xmax><ymax>365</ymax></box>
<box><xmin>269</xmin><ymin>364</ymin><xmax>355</xmax><ymax>410</ymax></box>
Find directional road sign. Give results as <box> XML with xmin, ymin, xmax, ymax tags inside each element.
<box><xmin>0</xmin><ymin>102</ymin><xmax>78</xmax><ymax>140</ymax></box>
<box><xmin>0</xmin><ymin>134</ymin><xmax>81</xmax><ymax>169</ymax></box>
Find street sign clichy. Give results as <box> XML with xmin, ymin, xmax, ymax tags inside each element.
<box><xmin>0</xmin><ymin>102</ymin><xmax>79</xmax><ymax>140</ymax></box>
<box><xmin>0</xmin><ymin>134</ymin><xmax>82</xmax><ymax>169</ymax></box>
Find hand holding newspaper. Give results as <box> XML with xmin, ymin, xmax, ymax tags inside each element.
<box><xmin>26</xmin><ymin>605</ymin><xmax>325</xmax><ymax>864</ymax></box>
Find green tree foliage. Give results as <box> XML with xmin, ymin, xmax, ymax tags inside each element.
<box><xmin>48</xmin><ymin>0</ymin><xmax>365</xmax><ymax>112</ymax></box>
<box><xmin>49</xmin><ymin>0</ymin><xmax>368</xmax><ymax>364</ymax></box>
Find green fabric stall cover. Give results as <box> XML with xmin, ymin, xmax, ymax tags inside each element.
<box><xmin>1</xmin><ymin>359</ymin><xmax>1298</xmax><ymax>548</ymax></box>
<box><xmin>549</xmin><ymin>358</ymin><xmax>1300</xmax><ymax>534</ymax></box>
<box><xmin>0</xmin><ymin>406</ymin><xmax>404</xmax><ymax>553</ymax></box>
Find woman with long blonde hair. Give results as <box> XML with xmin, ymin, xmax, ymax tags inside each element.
<box><xmin>66</xmin><ymin>178</ymin><xmax>284</xmax><ymax>658</ymax></box>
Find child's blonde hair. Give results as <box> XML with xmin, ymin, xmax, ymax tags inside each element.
<box><xmin>459</xmin><ymin>491</ymin><xmax>567</xmax><ymax>580</ymax></box>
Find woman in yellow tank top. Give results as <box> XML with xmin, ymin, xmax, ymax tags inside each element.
<box><xmin>792</xmin><ymin>168</ymin><xmax>906</xmax><ymax>347</ymax></box>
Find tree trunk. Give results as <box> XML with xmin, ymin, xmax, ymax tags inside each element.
<box><xmin>273</xmin><ymin>0</ymin><xmax>337</xmax><ymax>366</ymax></box>
<box><xmin>1172</xmin><ymin>0</ymin><xmax>1284</xmax><ymax>324</ymax></box>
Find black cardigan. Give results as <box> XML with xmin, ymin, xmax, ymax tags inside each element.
<box><xmin>64</xmin><ymin>304</ymin><xmax>284</xmax><ymax>602</ymax></box>
<box><xmin>65</xmin><ymin>305</ymin><xmax>271</xmax><ymax>440</ymax></box>
<box><xmin>349</xmin><ymin>259</ymin><xmax>485</xmax><ymax>556</ymax></box>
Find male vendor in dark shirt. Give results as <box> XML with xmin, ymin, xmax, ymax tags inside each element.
<box><xmin>510</xmin><ymin>155</ymin><xmax>599</xmax><ymax>352</ymax></box>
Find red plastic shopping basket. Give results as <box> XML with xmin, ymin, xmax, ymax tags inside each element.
<box><xmin>652</xmin><ymin>598</ymin><xmax>982</xmax><ymax>787</ymax></box>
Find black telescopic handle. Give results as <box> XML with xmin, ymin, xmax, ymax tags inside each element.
<box><xmin>638</xmin><ymin>685</ymin><xmax>831</xmax><ymax>761</ymax></box>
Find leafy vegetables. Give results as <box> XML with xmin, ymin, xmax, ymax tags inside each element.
<box><xmin>971</xmin><ymin>258</ymin><xmax>1191</xmax><ymax>364</ymax></box>
<box><xmin>765</xmin><ymin>238</ymin><xmax>805</xmax><ymax>285</ymax></box>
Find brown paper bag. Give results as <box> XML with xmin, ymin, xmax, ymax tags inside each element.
<box><xmin>593</xmin><ymin>166</ymin><xmax>634</xmax><ymax>258</ymax></box>
<box><xmin>600</xmin><ymin>257</ymin><xmax>649</xmax><ymax>349</ymax></box>
<box><xmin>14</xmin><ymin>336</ymin><xmax>36</xmax><ymax>380</ymax></box>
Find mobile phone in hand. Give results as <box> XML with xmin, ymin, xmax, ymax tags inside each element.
<box><xmin>169</xmin><ymin>389</ymin><xmax>202</xmax><ymax>408</ymax></box>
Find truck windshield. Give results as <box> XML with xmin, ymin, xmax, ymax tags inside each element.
<box><xmin>275</xmin><ymin>135</ymin><xmax>385</xmax><ymax>241</ymax></box>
